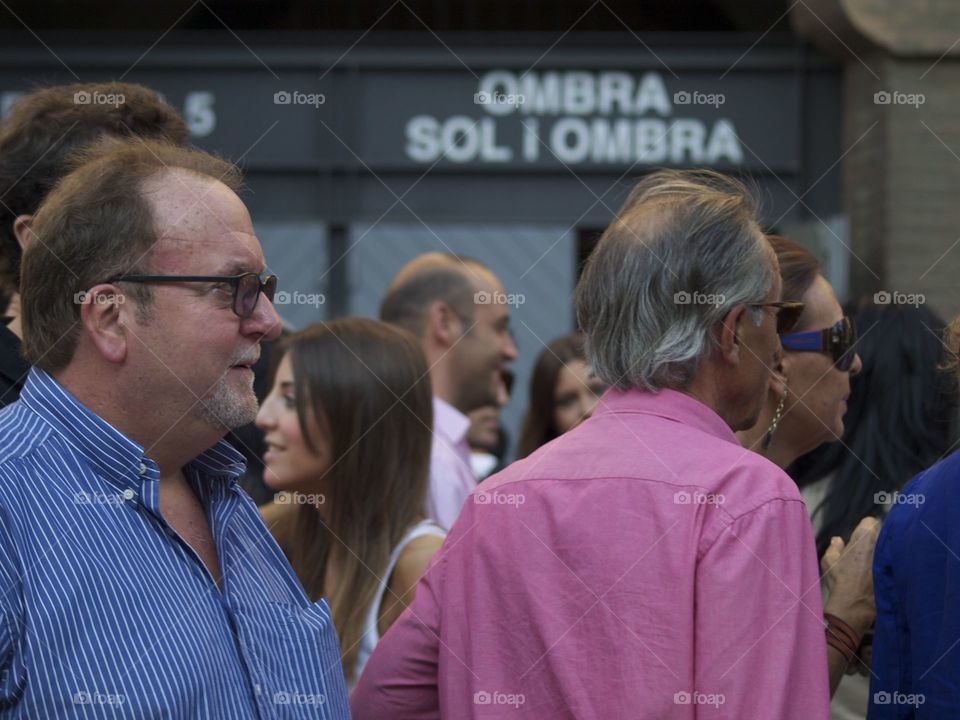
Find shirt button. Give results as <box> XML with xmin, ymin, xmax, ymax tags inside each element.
<box><xmin>122</xmin><ymin>488</ymin><xmax>136</xmax><ymax>501</ymax></box>
<box><xmin>138</xmin><ymin>463</ymin><xmax>147</xmax><ymax>476</ymax></box>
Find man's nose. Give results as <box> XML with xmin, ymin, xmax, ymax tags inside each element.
<box><xmin>503</xmin><ymin>333</ymin><xmax>518</xmax><ymax>362</ymax></box>
<box><xmin>246</xmin><ymin>294</ymin><xmax>283</xmax><ymax>341</ymax></box>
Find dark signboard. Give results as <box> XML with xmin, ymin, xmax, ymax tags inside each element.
<box><xmin>0</xmin><ymin>41</ymin><xmax>840</xmax><ymax>223</ymax></box>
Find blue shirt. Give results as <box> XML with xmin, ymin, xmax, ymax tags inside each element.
<box><xmin>869</xmin><ymin>449</ymin><xmax>960</xmax><ymax>719</ymax></box>
<box><xmin>0</xmin><ymin>369</ymin><xmax>350</xmax><ymax>718</ymax></box>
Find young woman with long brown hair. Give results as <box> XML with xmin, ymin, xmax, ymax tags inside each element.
<box><xmin>516</xmin><ymin>333</ymin><xmax>608</xmax><ymax>458</ymax></box>
<box><xmin>256</xmin><ymin>317</ymin><xmax>444</xmax><ymax>687</ymax></box>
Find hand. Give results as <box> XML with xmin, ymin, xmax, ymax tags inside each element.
<box><xmin>848</xmin><ymin>639</ymin><xmax>872</xmax><ymax>676</ymax></box>
<box><xmin>821</xmin><ymin>516</ymin><xmax>880</xmax><ymax>639</ymax></box>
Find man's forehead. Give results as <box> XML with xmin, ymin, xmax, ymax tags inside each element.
<box><xmin>470</xmin><ymin>265</ymin><xmax>503</xmax><ymax>293</ymax></box>
<box><xmin>143</xmin><ymin>171</ymin><xmax>264</xmax><ymax>272</ymax></box>
<box><xmin>148</xmin><ymin>231</ymin><xmax>266</xmax><ymax>273</ymax></box>
<box><xmin>145</xmin><ymin>170</ymin><xmax>247</xmax><ymax>233</ymax></box>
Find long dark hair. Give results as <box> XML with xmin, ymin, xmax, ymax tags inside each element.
<box><xmin>790</xmin><ymin>302</ymin><xmax>958</xmax><ymax>557</ymax></box>
<box><xmin>280</xmin><ymin>317</ymin><xmax>433</xmax><ymax>684</ymax></box>
<box><xmin>517</xmin><ymin>333</ymin><xmax>586</xmax><ymax>458</ymax></box>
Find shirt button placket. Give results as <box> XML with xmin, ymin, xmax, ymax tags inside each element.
<box><xmin>126</xmin><ymin>461</ymin><xmax>148</xmax><ymax>505</ymax></box>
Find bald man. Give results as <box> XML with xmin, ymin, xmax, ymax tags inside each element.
<box><xmin>380</xmin><ymin>253</ymin><xmax>518</xmax><ymax>529</ymax></box>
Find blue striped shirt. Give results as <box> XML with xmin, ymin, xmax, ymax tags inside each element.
<box><xmin>0</xmin><ymin>368</ymin><xmax>350</xmax><ymax>718</ymax></box>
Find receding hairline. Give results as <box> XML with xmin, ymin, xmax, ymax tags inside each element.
<box><xmin>605</xmin><ymin>197</ymin><xmax>769</xmax><ymax>266</ymax></box>
<box><xmin>138</xmin><ymin>169</ymin><xmax>262</xmax><ymax>273</ymax></box>
<box><xmin>606</xmin><ymin>200</ymin><xmax>678</xmax><ymax>245</ymax></box>
<box><xmin>138</xmin><ymin>166</ymin><xmax>243</xmax><ymax>218</ymax></box>
<box><xmin>387</xmin><ymin>253</ymin><xmax>495</xmax><ymax>294</ymax></box>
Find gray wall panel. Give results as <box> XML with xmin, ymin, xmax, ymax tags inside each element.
<box><xmin>256</xmin><ymin>221</ymin><xmax>328</xmax><ymax>331</ymax></box>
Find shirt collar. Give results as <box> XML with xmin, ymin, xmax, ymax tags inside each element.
<box><xmin>593</xmin><ymin>386</ymin><xmax>739</xmax><ymax>445</ymax></box>
<box><xmin>20</xmin><ymin>367</ymin><xmax>246</xmax><ymax>491</ymax></box>
<box><xmin>432</xmin><ymin>395</ymin><xmax>471</xmax><ymax>445</ymax></box>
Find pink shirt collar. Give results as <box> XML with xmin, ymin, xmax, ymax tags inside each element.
<box><xmin>594</xmin><ymin>386</ymin><xmax>739</xmax><ymax>446</ymax></box>
<box><xmin>431</xmin><ymin>396</ymin><xmax>471</xmax><ymax>446</ymax></box>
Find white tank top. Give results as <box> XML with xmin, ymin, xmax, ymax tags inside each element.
<box><xmin>352</xmin><ymin>519</ymin><xmax>446</xmax><ymax>686</ymax></box>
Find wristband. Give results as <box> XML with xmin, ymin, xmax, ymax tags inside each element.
<box><xmin>825</xmin><ymin>613</ymin><xmax>861</xmax><ymax>651</ymax></box>
<box><xmin>826</xmin><ymin>633</ymin><xmax>856</xmax><ymax>664</ymax></box>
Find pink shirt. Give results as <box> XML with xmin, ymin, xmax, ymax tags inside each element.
<box><xmin>425</xmin><ymin>396</ymin><xmax>475</xmax><ymax>530</ymax></box>
<box><xmin>352</xmin><ymin>388</ymin><xmax>829</xmax><ymax>719</ymax></box>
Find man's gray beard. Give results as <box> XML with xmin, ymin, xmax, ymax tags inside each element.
<box><xmin>194</xmin><ymin>370</ymin><xmax>258</xmax><ymax>431</ymax></box>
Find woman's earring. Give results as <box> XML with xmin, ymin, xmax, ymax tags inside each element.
<box><xmin>763</xmin><ymin>391</ymin><xmax>787</xmax><ymax>450</ymax></box>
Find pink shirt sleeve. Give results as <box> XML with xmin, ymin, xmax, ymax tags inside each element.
<box><xmin>694</xmin><ymin>499</ymin><xmax>830</xmax><ymax>718</ymax></box>
<box><xmin>351</xmin><ymin>556</ymin><xmax>443</xmax><ymax>719</ymax></box>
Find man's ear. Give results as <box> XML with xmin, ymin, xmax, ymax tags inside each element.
<box><xmin>717</xmin><ymin>305</ymin><xmax>748</xmax><ymax>366</ymax></box>
<box><xmin>13</xmin><ymin>215</ymin><xmax>33</xmax><ymax>251</ymax></box>
<box><xmin>77</xmin><ymin>284</ymin><xmax>128</xmax><ymax>364</ymax></box>
<box><xmin>425</xmin><ymin>301</ymin><xmax>463</xmax><ymax>348</ymax></box>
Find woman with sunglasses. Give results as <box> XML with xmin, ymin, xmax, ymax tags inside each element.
<box><xmin>737</xmin><ymin>235</ymin><xmax>878</xmax><ymax>709</ymax></box>
<box><xmin>790</xmin><ymin>301</ymin><xmax>957</xmax><ymax>719</ymax></box>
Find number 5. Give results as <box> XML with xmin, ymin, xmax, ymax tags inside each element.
<box><xmin>184</xmin><ymin>91</ymin><xmax>216</xmax><ymax>137</ymax></box>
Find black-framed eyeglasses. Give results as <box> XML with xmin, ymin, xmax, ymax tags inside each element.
<box><xmin>108</xmin><ymin>273</ymin><xmax>278</xmax><ymax>319</ymax></box>
<box><xmin>780</xmin><ymin>316</ymin><xmax>858</xmax><ymax>371</ymax></box>
<box><xmin>749</xmin><ymin>301</ymin><xmax>805</xmax><ymax>334</ymax></box>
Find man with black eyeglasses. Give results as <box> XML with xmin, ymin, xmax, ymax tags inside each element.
<box><xmin>0</xmin><ymin>138</ymin><xmax>350</xmax><ymax>718</ymax></box>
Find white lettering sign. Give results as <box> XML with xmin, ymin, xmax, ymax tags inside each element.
<box><xmin>406</xmin><ymin>70</ymin><xmax>743</xmax><ymax>166</ymax></box>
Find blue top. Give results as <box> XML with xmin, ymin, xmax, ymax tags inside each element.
<box><xmin>0</xmin><ymin>368</ymin><xmax>349</xmax><ymax>718</ymax></box>
<box><xmin>869</xmin><ymin>449</ymin><xmax>960</xmax><ymax>719</ymax></box>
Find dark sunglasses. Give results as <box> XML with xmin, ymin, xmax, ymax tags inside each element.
<box><xmin>780</xmin><ymin>316</ymin><xmax>858</xmax><ymax>371</ymax></box>
<box><xmin>108</xmin><ymin>273</ymin><xmax>278</xmax><ymax>319</ymax></box>
<box><xmin>749</xmin><ymin>301</ymin><xmax>806</xmax><ymax>334</ymax></box>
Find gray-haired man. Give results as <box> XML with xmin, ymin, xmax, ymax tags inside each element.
<box><xmin>353</xmin><ymin>169</ymin><xmax>829</xmax><ymax>719</ymax></box>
